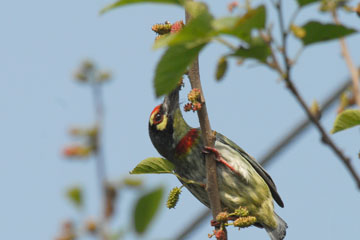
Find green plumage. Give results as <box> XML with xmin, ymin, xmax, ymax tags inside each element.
<box><xmin>149</xmin><ymin>88</ymin><xmax>287</xmax><ymax>240</ymax></box>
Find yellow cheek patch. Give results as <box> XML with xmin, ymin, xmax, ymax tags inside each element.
<box><xmin>149</xmin><ymin>105</ymin><xmax>161</xmax><ymax>126</ymax></box>
<box><xmin>156</xmin><ymin>115</ymin><xmax>168</xmax><ymax>131</ymax></box>
<box><xmin>149</xmin><ymin>112</ymin><xmax>155</xmax><ymax>126</ymax></box>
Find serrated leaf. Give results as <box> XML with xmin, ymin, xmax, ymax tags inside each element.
<box><xmin>66</xmin><ymin>186</ymin><xmax>83</xmax><ymax>209</ymax></box>
<box><xmin>331</xmin><ymin>109</ymin><xmax>360</xmax><ymax>134</ymax></box>
<box><xmin>133</xmin><ymin>187</ymin><xmax>164</xmax><ymax>234</ymax></box>
<box><xmin>213</xmin><ymin>5</ymin><xmax>266</xmax><ymax>42</ymax></box>
<box><xmin>230</xmin><ymin>37</ymin><xmax>270</xmax><ymax>62</ymax></box>
<box><xmin>100</xmin><ymin>0</ymin><xmax>183</xmax><ymax>15</ymax></box>
<box><xmin>296</xmin><ymin>0</ymin><xmax>320</xmax><ymax>7</ymax></box>
<box><xmin>301</xmin><ymin>21</ymin><xmax>356</xmax><ymax>46</ymax></box>
<box><xmin>154</xmin><ymin>43</ymin><xmax>207</xmax><ymax>97</ymax></box>
<box><xmin>130</xmin><ymin>157</ymin><xmax>174</xmax><ymax>174</ymax></box>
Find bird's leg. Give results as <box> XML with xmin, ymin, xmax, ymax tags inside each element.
<box><xmin>203</xmin><ymin>147</ymin><xmax>238</xmax><ymax>174</ymax></box>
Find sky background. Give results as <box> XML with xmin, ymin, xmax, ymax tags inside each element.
<box><xmin>1</xmin><ymin>0</ymin><xmax>360</xmax><ymax>239</ymax></box>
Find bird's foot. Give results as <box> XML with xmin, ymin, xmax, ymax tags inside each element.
<box><xmin>203</xmin><ymin>147</ymin><xmax>224</xmax><ymax>162</ymax></box>
<box><xmin>203</xmin><ymin>147</ymin><xmax>238</xmax><ymax>174</ymax></box>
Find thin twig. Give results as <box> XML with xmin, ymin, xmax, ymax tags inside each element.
<box><xmin>214</xmin><ymin>37</ymin><xmax>237</xmax><ymax>51</ymax></box>
<box><xmin>331</xmin><ymin>10</ymin><xmax>360</xmax><ymax>107</ymax></box>
<box><xmin>259</xmin><ymin>30</ymin><xmax>284</xmax><ymax>75</ymax></box>
<box><xmin>185</xmin><ymin>0</ymin><xmax>225</xmax><ymax>237</ymax></box>
<box><xmin>260</xmin><ymin>79</ymin><xmax>351</xmax><ymax>165</ymax></box>
<box><xmin>287</xmin><ymin>7</ymin><xmax>300</xmax><ymax>31</ymax></box>
<box><xmin>275</xmin><ymin>0</ymin><xmax>360</xmax><ymax>188</ymax></box>
<box><xmin>91</xmin><ymin>78</ymin><xmax>108</xmax><ymax>240</ymax></box>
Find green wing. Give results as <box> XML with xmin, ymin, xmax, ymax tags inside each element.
<box><xmin>216</xmin><ymin>132</ymin><xmax>284</xmax><ymax>208</ymax></box>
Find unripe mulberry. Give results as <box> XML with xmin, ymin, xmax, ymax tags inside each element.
<box><xmin>166</xmin><ymin>187</ymin><xmax>181</xmax><ymax>209</ymax></box>
<box><xmin>216</xmin><ymin>211</ymin><xmax>229</xmax><ymax>223</ymax></box>
<box><xmin>233</xmin><ymin>216</ymin><xmax>257</xmax><ymax>228</ymax></box>
<box><xmin>234</xmin><ymin>206</ymin><xmax>249</xmax><ymax>217</ymax></box>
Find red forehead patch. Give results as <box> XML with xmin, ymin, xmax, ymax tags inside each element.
<box><xmin>150</xmin><ymin>104</ymin><xmax>161</xmax><ymax>117</ymax></box>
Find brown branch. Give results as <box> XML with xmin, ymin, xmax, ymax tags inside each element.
<box><xmin>260</xmin><ymin>79</ymin><xmax>351</xmax><ymax>165</ymax></box>
<box><xmin>275</xmin><ymin>0</ymin><xmax>360</xmax><ymax>188</ymax></box>
<box><xmin>185</xmin><ymin>0</ymin><xmax>225</xmax><ymax>237</ymax></box>
<box><xmin>331</xmin><ymin>11</ymin><xmax>360</xmax><ymax>107</ymax></box>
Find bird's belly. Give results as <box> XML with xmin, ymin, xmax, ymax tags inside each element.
<box><xmin>174</xmin><ymin>151</ymin><xmax>265</xmax><ymax>211</ymax></box>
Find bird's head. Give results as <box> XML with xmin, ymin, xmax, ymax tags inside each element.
<box><xmin>148</xmin><ymin>87</ymin><xmax>181</xmax><ymax>160</ymax></box>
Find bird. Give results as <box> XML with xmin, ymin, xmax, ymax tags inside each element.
<box><xmin>148</xmin><ymin>87</ymin><xmax>287</xmax><ymax>240</ymax></box>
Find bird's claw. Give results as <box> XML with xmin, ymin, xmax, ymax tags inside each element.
<box><xmin>202</xmin><ymin>146</ymin><xmax>223</xmax><ymax>162</ymax></box>
<box><xmin>203</xmin><ymin>147</ymin><xmax>239</xmax><ymax>177</ymax></box>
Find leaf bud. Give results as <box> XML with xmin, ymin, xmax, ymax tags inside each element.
<box><xmin>290</xmin><ymin>24</ymin><xmax>306</xmax><ymax>39</ymax></box>
<box><xmin>85</xmin><ymin>219</ymin><xmax>97</xmax><ymax>234</ymax></box>
<box><xmin>216</xmin><ymin>56</ymin><xmax>228</xmax><ymax>81</ymax></box>
<box><xmin>97</xmin><ymin>71</ymin><xmax>112</xmax><ymax>82</ymax></box>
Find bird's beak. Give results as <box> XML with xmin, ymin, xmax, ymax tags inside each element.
<box><xmin>163</xmin><ymin>86</ymin><xmax>180</xmax><ymax>116</ymax></box>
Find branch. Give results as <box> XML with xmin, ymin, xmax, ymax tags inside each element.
<box><xmin>275</xmin><ymin>0</ymin><xmax>360</xmax><ymax>188</ymax></box>
<box><xmin>331</xmin><ymin>10</ymin><xmax>360</xmax><ymax>107</ymax></box>
<box><xmin>91</xmin><ymin>78</ymin><xmax>109</xmax><ymax>240</ymax></box>
<box><xmin>260</xmin><ymin>79</ymin><xmax>351</xmax><ymax>165</ymax></box>
<box><xmin>185</xmin><ymin>0</ymin><xmax>224</xmax><ymax>237</ymax></box>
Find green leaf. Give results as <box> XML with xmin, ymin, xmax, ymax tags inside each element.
<box><xmin>331</xmin><ymin>109</ymin><xmax>360</xmax><ymax>134</ymax></box>
<box><xmin>100</xmin><ymin>0</ymin><xmax>183</xmax><ymax>15</ymax></box>
<box><xmin>133</xmin><ymin>187</ymin><xmax>164</xmax><ymax>234</ymax></box>
<box><xmin>230</xmin><ymin>37</ymin><xmax>270</xmax><ymax>62</ymax></box>
<box><xmin>185</xmin><ymin>1</ymin><xmax>208</xmax><ymax>18</ymax></box>
<box><xmin>154</xmin><ymin>43</ymin><xmax>207</xmax><ymax>97</ymax></box>
<box><xmin>66</xmin><ymin>186</ymin><xmax>83</xmax><ymax>209</ymax></box>
<box><xmin>296</xmin><ymin>0</ymin><xmax>320</xmax><ymax>7</ymax></box>
<box><xmin>213</xmin><ymin>5</ymin><xmax>266</xmax><ymax>42</ymax></box>
<box><xmin>130</xmin><ymin>157</ymin><xmax>175</xmax><ymax>174</ymax></box>
<box><xmin>301</xmin><ymin>21</ymin><xmax>356</xmax><ymax>46</ymax></box>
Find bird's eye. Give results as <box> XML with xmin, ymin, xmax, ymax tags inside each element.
<box><xmin>154</xmin><ymin>112</ymin><xmax>163</xmax><ymax>124</ymax></box>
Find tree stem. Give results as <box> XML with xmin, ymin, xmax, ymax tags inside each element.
<box><xmin>91</xmin><ymin>78</ymin><xmax>108</xmax><ymax>240</ymax></box>
<box><xmin>332</xmin><ymin>10</ymin><xmax>360</xmax><ymax>107</ymax></box>
<box><xmin>185</xmin><ymin>1</ymin><xmax>225</xmax><ymax>238</ymax></box>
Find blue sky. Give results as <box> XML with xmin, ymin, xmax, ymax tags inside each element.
<box><xmin>1</xmin><ymin>0</ymin><xmax>360</xmax><ymax>239</ymax></box>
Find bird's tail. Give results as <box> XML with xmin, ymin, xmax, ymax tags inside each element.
<box><xmin>265</xmin><ymin>213</ymin><xmax>288</xmax><ymax>240</ymax></box>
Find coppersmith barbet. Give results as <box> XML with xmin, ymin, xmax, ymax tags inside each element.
<box><xmin>149</xmin><ymin>88</ymin><xmax>287</xmax><ymax>240</ymax></box>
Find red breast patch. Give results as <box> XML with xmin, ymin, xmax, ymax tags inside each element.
<box><xmin>175</xmin><ymin>129</ymin><xmax>199</xmax><ymax>156</ymax></box>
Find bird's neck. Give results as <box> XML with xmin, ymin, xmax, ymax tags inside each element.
<box><xmin>172</xmin><ymin>108</ymin><xmax>192</xmax><ymax>145</ymax></box>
